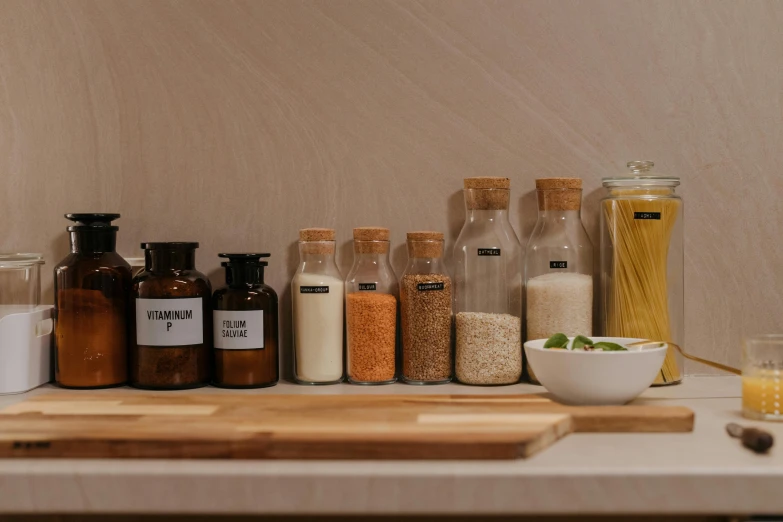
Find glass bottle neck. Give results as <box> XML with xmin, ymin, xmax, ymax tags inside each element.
<box><xmin>69</xmin><ymin>230</ymin><xmax>117</xmax><ymax>254</ymax></box>
<box><xmin>465</xmin><ymin>209</ymin><xmax>510</xmax><ymax>222</ymax></box>
<box><xmin>406</xmin><ymin>256</ymin><xmax>446</xmax><ymax>272</ymax></box>
<box><xmin>352</xmin><ymin>252</ymin><xmax>391</xmax><ymax>267</ymax></box>
<box><xmin>226</xmin><ymin>264</ymin><xmax>264</xmax><ymax>288</ymax></box>
<box><xmin>299</xmin><ymin>252</ymin><xmax>337</xmax><ymax>265</ymax></box>
<box><xmin>146</xmin><ymin>249</ymin><xmax>195</xmax><ymax>272</ymax></box>
<box><xmin>537</xmin><ymin>209</ymin><xmax>582</xmax><ymax>222</ymax></box>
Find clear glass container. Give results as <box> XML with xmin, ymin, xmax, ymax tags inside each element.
<box><xmin>400</xmin><ymin>231</ymin><xmax>452</xmax><ymax>384</ymax></box>
<box><xmin>0</xmin><ymin>254</ymin><xmax>44</xmax><ymax>319</ymax></box>
<box><xmin>345</xmin><ymin>227</ymin><xmax>398</xmax><ymax>385</ymax></box>
<box><xmin>453</xmin><ymin>177</ymin><xmax>523</xmax><ymax>385</ymax></box>
<box><xmin>742</xmin><ymin>335</ymin><xmax>783</xmax><ymax>421</ymax></box>
<box><xmin>600</xmin><ymin>161</ymin><xmax>684</xmax><ymax>385</ymax></box>
<box><xmin>292</xmin><ymin>228</ymin><xmax>344</xmax><ymax>385</ymax></box>
<box><xmin>524</xmin><ymin>178</ymin><xmax>593</xmax><ymax>384</ymax></box>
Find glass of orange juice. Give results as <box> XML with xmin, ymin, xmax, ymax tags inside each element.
<box><xmin>743</xmin><ymin>335</ymin><xmax>783</xmax><ymax>421</ymax></box>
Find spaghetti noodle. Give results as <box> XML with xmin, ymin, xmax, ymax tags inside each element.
<box><xmin>604</xmin><ymin>189</ymin><xmax>681</xmax><ymax>384</ymax></box>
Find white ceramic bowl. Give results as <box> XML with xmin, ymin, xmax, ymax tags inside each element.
<box><xmin>524</xmin><ymin>337</ymin><xmax>668</xmax><ymax>406</ymax></box>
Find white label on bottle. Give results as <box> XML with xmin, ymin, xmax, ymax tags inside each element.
<box><xmin>136</xmin><ymin>298</ymin><xmax>204</xmax><ymax>346</ymax></box>
<box><xmin>213</xmin><ymin>310</ymin><xmax>264</xmax><ymax>350</ymax></box>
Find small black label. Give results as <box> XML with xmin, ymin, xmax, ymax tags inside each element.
<box><xmin>300</xmin><ymin>286</ymin><xmax>329</xmax><ymax>294</ymax></box>
<box><xmin>477</xmin><ymin>248</ymin><xmax>501</xmax><ymax>256</ymax></box>
<box><xmin>358</xmin><ymin>283</ymin><xmax>377</xmax><ymax>291</ymax></box>
<box><xmin>634</xmin><ymin>212</ymin><xmax>661</xmax><ymax>220</ymax></box>
<box><xmin>417</xmin><ymin>282</ymin><xmax>445</xmax><ymax>292</ymax></box>
<box><xmin>550</xmin><ymin>261</ymin><xmax>567</xmax><ymax>269</ymax></box>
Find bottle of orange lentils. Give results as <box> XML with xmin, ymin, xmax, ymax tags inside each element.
<box><xmin>345</xmin><ymin>227</ymin><xmax>398</xmax><ymax>385</ymax></box>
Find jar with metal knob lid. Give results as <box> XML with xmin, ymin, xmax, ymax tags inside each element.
<box><xmin>599</xmin><ymin>161</ymin><xmax>684</xmax><ymax>385</ymax></box>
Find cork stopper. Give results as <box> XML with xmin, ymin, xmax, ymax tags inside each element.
<box><xmin>353</xmin><ymin>227</ymin><xmax>390</xmax><ymax>254</ymax></box>
<box><xmin>407</xmin><ymin>231</ymin><xmax>444</xmax><ymax>258</ymax></box>
<box><xmin>464</xmin><ymin>177</ymin><xmax>511</xmax><ymax>190</ymax></box>
<box><xmin>299</xmin><ymin>228</ymin><xmax>336</xmax><ymax>255</ymax></box>
<box><xmin>463</xmin><ymin>177</ymin><xmax>511</xmax><ymax>211</ymax></box>
<box><xmin>299</xmin><ymin>228</ymin><xmax>335</xmax><ymax>242</ymax></box>
<box><xmin>535</xmin><ymin>177</ymin><xmax>583</xmax><ymax>211</ymax></box>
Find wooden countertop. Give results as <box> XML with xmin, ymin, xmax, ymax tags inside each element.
<box><xmin>0</xmin><ymin>376</ymin><xmax>777</xmax><ymax>516</ymax></box>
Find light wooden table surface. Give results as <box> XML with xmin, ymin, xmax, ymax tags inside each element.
<box><xmin>0</xmin><ymin>376</ymin><xmax>777</xmax><ymax>518</ymax></box>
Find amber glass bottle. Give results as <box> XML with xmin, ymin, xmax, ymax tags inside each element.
<box><xmin>212</xmin><ymin>253</ymin><xmax>278</xmax><ymax>388</ymax></box>
<box><xmin>130</xmin><ymin>242</ymin><xmax>211</xmax><ymax>390</ymax></box>
<box><xmin>54</xmin><ymin>214</ymin><xmax>131</xmax><ymax>389</ymax></box>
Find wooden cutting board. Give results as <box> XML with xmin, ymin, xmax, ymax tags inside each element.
<box><xmin>0</xmin><ymin>394</ymin><xmax>694</xmax><ymax>460</ymax></box>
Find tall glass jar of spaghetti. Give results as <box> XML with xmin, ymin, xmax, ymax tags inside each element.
<box><xmin>599</xmin><ymin>161</ymin><xmax>684</xmax><ymax>385</ymax></box>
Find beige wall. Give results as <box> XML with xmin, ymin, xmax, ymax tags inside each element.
<box><xmin>1</xmin><ymin>0</ymin><xmax>780</xmax><ymax>376</ymax></box>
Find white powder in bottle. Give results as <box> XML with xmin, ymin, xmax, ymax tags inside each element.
<box><xmin>292</xmin><ymin>272</ymin><xmax>345</xmax><ymax>383</ymax></box>
<box><xmin>526</xmin><ymin>272</ymin><xmax>593</xmax><ymax>340</ymax></box>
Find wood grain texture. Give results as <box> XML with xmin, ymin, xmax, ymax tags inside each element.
<box><xmin>0</xmin><ymin>0</ymin><xmax>780</xmax><ymax>376</ymax></box>
<box><xmin>0</xmin><ymin>393</ymin><xmax>692</xmax><ymax>459</ymax></box>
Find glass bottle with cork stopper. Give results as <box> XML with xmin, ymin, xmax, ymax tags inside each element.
<box><xmin>600</xmin><ymin>160</ymin><xmax>684</xmax><ymax>385</ymax></box>
<box><xmin>524</xmin><ymin>178</ymin><xmax>593</xmax><ymax>384</ymax></box>
<box><xmin>400</xmin><ymin>231</ymin><xmax>452</xmax><ymax>384</ymax></box>
<box><xmin>54</xmin><ymin>213</ymin><xmax>131</xmax><ymax>388</ymax></box>
<box><xmin>453</xmin><ymin>177</ymin><xmax>523</xmax><ymax>385</ymax></box>
<box><xmin>131</xmin><ymin>242</ymin><xmax>212</xmax><ymax>390</ymax></box>
<box><xmin>292</xmin><ymin>228</ymin><xmax>344</xmax><ymax>385</ymax></box>
<box><xmin>212</xmin><ymin>253</ymin><xmax>278</xmax><ymax>388</ymax></box>
<box><xmin>345</xmin><ymin>227</ymin><xmax>398</xmax><ymax>385</ymax></box>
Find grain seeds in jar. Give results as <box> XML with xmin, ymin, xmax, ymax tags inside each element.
<box><xmin>400</xmin><ymin>231</ymin><xmax>452</xmax><ymax>384</ymax></box>
<box><xmin>345</xmin><ymin>227</ymin><xmax>398</xmax><ymax>384</ymax></box>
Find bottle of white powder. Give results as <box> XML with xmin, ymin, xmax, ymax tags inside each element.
<box><xmin>292</xmin><ymin>229</ymin><xmax>344</xmax><ymax>384</ymax></box>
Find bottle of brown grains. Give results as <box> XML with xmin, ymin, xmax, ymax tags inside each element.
<box><xmin>400</xmin><ymin>231</ymin><xmax>452</xmax><ymax>384</ymax></box>
<box><xmin>345</xmin><ymin>227</ymin><xmax>398</xmax><ymax>385</ymax></box>
<box><xmin>130</xmin><ymin>242</ymin><xmax>212</xmax><ymax>390</ymax></box>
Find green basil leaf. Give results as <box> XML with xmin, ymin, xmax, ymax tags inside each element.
<box><xmin>572</xmin><ymin>335</ymin><xmax>594</xmax><ymax>350</ymax></box>
<box><xmin>593</xmin><ymin>341</ymin><xmax>628</xmax><ymax>352</ymax></box>
<box><xmin>543</xmin><ymin>333</ymin><xmax>569</xmax><ymax>349</ymax></box>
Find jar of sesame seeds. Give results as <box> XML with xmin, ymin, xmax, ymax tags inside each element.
<box><xmin>345</xmin><ymin>227</ymin><xmax>398</xmax><ymax>385</ymax></box>
<box><xmin>400</xmin><ymin>231</ymin><xmax>452</xmax><ymax>385</ymax></box>
<box><xmin>453</xmin><ymin>177</ymin><xmax>524</xmax><ymax>385</ymax></box>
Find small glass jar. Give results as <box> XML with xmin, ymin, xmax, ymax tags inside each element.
<box><xmin>453</xmin><ymin>177</ymin><xmax>523</xmax><ymax>385</ymax></box>
<box><xmin>742</xmin><ymin>335</ymin><xmax>783</xmax><ymax>421</ymax></box>
<box><xmin>131</xmin><ymin>242</ymin><xmax>212</xmax><ymax>390</ymax></box>
<box><xmin>524</xmin><ymin>178</ymin><xmax>593</xmax><ymax>384</ymax></box>
<box><xmin>400</xmin><ymin>231</ymin><xmax>452</xmax><ymax>384</ymax></box>
<box><xmin>600</xmin><ymin>161</ymin><xmax>684</xmax><ymax>385</ymax></box>
<box><xmin>0</xmin><ymin>254</ymin><xmax>44</xmax><ymax>318</ymax></box>
<box><xmin>345</xmin><ymin>227</ymin><xmax>398</xmax><ymax>385</ymax></box>
<box><xmin>292</xmin><ymin>228</ymin><xmax>344</xmax><ymax>385</ymax></box>
<box><xmin>54</xmin><ymin>214</ymin><xmax>131</xmax><ymax>389</ymax></box>
<box><xmin>212</xmin><ymin>253</ymin><xmax>278</xmax><ymax>388</ymax></box>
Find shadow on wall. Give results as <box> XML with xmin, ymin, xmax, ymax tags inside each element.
<box><xmin>584</xmin><ymin>186</ymin><xmax>605</xmax><ymax>337</ymax></box>
<box><xmin>518</xmin><ymin>189</ymin><xmax>538</xmax><ymax>245</ymax></box>
<box><xmin>44</xmin><ymin>231</ymin><xmax>71</xmax><ymax>303</ymax></box>
<box><xmin>445</xmin><ymin>190</ymin><xmax>464</xmax><ymax>274</ymax></box>
<box><xmin>277</xmin><ymin>240</ymin><xmax>302</xmax><ymax>382</ymax></box>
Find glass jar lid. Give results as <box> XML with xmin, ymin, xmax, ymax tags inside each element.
<box><xmin>0</xmin><ymin>253</ymin><xmax>44</xmax><ymax>268</ymax></box>
<box><xmin>602</xmin><ymin>161</ymin><xmax>680</xmax><ymax>188</ymax></box>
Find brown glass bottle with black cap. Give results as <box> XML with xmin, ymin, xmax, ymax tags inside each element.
<box><xmin>212</xmin><ymin>253</ymin><xmax>279</xmax><ymax>388</ymax></box>
<box><xmin>131</xmin><ymin>242</ymin><xmax>212</xmax><ymax>390</ymax></box>
<box><xmin>54</xmin><ymin>213</ymin><xmax>131</xmax><ymax>388</ymax></box>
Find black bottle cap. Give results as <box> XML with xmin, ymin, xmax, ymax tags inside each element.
<box><xmin>65</xmin><ymin>213</ymin><xmax>120</xmax><ymax>231</ymax></box>
<box><xmin>65</xmin><ymin>213</ymin><xmax>120</xmax><ymax>253</ymax></box>
<box><xmin>219</xmin><ymin>253</ymin><xmax>270</xmax><ymax>286</ymax></box>
<box><xmin>141</xmin><ymin>242</ymin><xmax>199</xmax><ymax>250</ymax></box>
